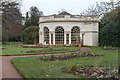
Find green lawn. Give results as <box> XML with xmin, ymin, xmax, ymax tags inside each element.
<box><xmin>1</xmin><ymin>42</ymin><xmax>80</xmax><ymax>56</ymax></box>
<box><xmin>12</xmin><ymin>46</ymin><xmax>118</xmax><ymax>78</ymax></box>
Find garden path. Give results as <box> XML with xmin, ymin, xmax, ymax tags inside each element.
<box><xmin>1</xmin><ymin>47</ymin><xmax>91</xmax><ymax>79</ymax></box>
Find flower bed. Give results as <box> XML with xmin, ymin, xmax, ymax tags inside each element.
<box><xmin>38</xmin><ymin>53</ymin><xmax>104</xmax><ymax>61</ymax></box>
<box><xmin>62</xmin><ymin>66</ymin><xmax>118</xmax><ymax>79</ymax></box>
<box><xmin>26</xmin><ymin>49</ymin><xmax>67</xmax><ymax>53</ymax></box>
<box><xmin>103</xmin><ymin>47</ymin><xmax>116</xmax><ymax>50</ymax></box>
<box><xmin>22</xmin><ymin>45</ymin><xmax>48</xmax><ymax>48</ymax></box>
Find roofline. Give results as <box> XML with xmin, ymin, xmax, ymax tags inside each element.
<box><xmin>39</xmin><ymin>20</ymin><xmax>99</xmax><ymax>24</ymax></box>
<box><xmin>40</xmin><ymin>15</ymin><xmax>100</xmax><ymax>18</ymax></box>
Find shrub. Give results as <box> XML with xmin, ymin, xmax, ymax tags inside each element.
<box><xmin>70</xmin><ymin>65</ymin><xmax>77</xmax><ymax>72</ymax></box>
<box><xmin>21</xmin><ymin>26</ymin><xmax>39</xmax><ymax>44</ymax></box>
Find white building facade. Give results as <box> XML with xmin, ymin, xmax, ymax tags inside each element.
<box><xmin>39</xmin><ymin>12</ymin><xmax>99</xmax><ymax>46</ymax></box>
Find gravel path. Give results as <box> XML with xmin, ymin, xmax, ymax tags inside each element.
<box><xmin>1</xmin><ymin>47</ymin><xmax>91</xmax><ymax>79</ymax></box>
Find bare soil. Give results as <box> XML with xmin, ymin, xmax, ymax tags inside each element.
<box><xmin>38</xmin><ymin>53</ymin><xmax>104</xmax><ymax>61</ymax></box>
<box><xmin>26</xmin><ymin>49</ymin><xmax>68</xmax><ymax>53</ymax></box>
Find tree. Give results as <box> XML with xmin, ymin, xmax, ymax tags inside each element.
<box><xmin>23</xmin><ymin>6</ymin><xmax>43</xmax><ymax>29</ymax></box>
<box><xmin>21</xmin><ymin>26</ymin><xmax>39</xmax><ymax>44</ymax></box>
<box><xmin>22</xmin><ymin>6</ymin><xmax>43</xmax><ymax>43</ymax></box>
<box><xmin>81</xmin><ymin>0</ymin><xmax>119</xmax><ymax>16</ymax></box>
<box><xmin>99</xmin><ymin>8</ymin><xmax>120</xmax><ymax>47</ymax></box>
<box><xmin>29</xmin><ymin>6</ymin><xmax>43</xmax><ymax>26</ymax></box>
<box><xmin>1</xmin><ymin>0</ymin><xmax>23</xmax><ymax>42</ymax></box>
<box><xmin>24</xmin><ymin>12</ymin><xmax>30</xmax><ymax>29</ymax></box>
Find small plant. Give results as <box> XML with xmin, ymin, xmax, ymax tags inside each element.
<box><xmin>70</xmin><ymin>65</ymin><xmax>77</xmax><ymax>72</ymax></box>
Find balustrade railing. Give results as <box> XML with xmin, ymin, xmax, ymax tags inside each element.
<box><xmin>39</xmin><ymin>15</ymin><xmax>99</xmax><ymax>22</ymax></box>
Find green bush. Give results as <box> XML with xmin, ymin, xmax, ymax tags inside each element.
<box><xmin>21</xmin><ymin>26</ymin><xmax>39</xmax><ymax>44</ymax></box>
<box><xmin>99</xmin><ymin>8</ymin><xmax>120</xmax><ymax>47</ymax></box>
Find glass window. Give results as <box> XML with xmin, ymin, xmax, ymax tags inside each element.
<box><xmin>66</xmin><ymin>34</ymin><xmax>69</xmax><ymax>44</ymax></box>
<box><xmin>51</xmin><ymin>34</ymin><xmax>53</xmax><ymax>44</ymax></box>
<box><xmin>71</xmin><ymin>27</ymin><xmax>80</xmax><ymax>44</ymax></box>
<box><xmin>44</xmin><ymin>27</ymin><xmax>49</xmax><ymax>44</ymax></box>
<box><xmin>55</xmin><ymin>27</ymin><xmax>64</xmax><ymax>44</ymax></box>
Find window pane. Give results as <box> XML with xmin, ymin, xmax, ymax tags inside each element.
<box><xmin>71</xmin><ymin>27</ymin><xmax>80</xmax><ymax>44</ymax></box>
<box><xmin>66</xmin><ymin>34</ymin><xmax>69</xmax><ymax>44</ymax></box>
<box><xmin>51</xmin><ymin>34</ymin><xmax>53</xmax><ymax>44</ymax></box>
<box><xmin>44</xmin><ymin>27</ymin><xmax>49</xmax><ymax>44</ymax></box>
<box><xmin>55</xmin><ymin>27</ymin><xmax>64</xmax><ymax>44</ymax></box>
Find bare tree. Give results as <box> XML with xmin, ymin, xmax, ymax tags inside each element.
<box><xmin>81</xmin><ymin>0</ymin><xmax>119</xmax><ymax>16</ymax></box>
<box><xmin>1</xmin><ymin>0</ymin><xmax>23</xmax><ymax>41</ymax></box>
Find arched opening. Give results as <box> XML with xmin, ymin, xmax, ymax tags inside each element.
<box><xmin>44</xmin><ymin>27</ymin><xmax>49</xmax><ymax>44</ymax></box>
<box><xmin>71</xmin><ymin>26</ymin><xmax>80</xmax><ymax>44</ymax></box>
<box><xmin>55</xmin><ymin>27</ymin><xmax>64</xmax><ymax>44</ymax></box>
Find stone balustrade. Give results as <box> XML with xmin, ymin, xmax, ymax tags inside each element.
<box><xmin>39</xmin><ymin>15</ymin><xmax>99</xmax><ymax>23</ymax></box>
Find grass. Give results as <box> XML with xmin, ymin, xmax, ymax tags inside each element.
<box><xmin>12</xmin><ymin>46</ymin><xmax>118</xmax><ymax>78</ymax></box>
<box><xmin>1</xmin><ymin>42</ymin><xmax>80</xmax><ymax>56</ymax></box>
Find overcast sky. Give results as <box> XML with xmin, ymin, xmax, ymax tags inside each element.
<box><xmin>21</xmin><ymin>0</ymin><xmax>111</xmax><ymax>16</ymax></box>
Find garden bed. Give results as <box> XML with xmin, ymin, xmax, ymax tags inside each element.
<box><xmin>26</xmin><ymin>49</ymin><xmax>68</xmax><ymax>53</ymax></box>
<box><xmin>22</xmin><ymin>45</ymin><xmax>49</xmax><ymax>48</ymax></box>
<box><xmin>102</xmin><ymin>47</ymin><xmax>116</xmax><ymax>50</ymax></box>
<box><xmin>38</xmin><ymin>53</ymin><xmax>104</xmax><ymax>61</ymax></box>
<box><xmin>103</xmin><ymin>47</ymin><xmax>116</xmax><ymax>50</ymax></box>
<box><xmin>62</xmin><ymin>66</ymin><xmax>118</xmax><ymax>79</ymax></box>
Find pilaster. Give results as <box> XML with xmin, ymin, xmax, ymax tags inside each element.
<box><xmin>53</xmin><ymin>32</ymin><xmax>55</xmax><ymax>45</ymax></box>
<box><xmin>49</xmin><ymin>33</ymin><xmax>51</xmax><ymax>45</ymax></box>
<box><xmin>69</xmin><ymin>32</ymin><xmax>71</xmax><ymax>44</ymax></box>
<box><xmin>64</xmin><ymin>32</ymin><xmax>66</xmax><ymax>44</ymax></box>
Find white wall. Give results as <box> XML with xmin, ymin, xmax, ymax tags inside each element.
<box><xmin>39</xmin><ymin>21</ymin><xmax>99</xmax><ymax>46</ymax></box>
<box><xmin>39</xmin><ymin>22</ymin><xmax>83</xmax><ymax>32</ymax></box>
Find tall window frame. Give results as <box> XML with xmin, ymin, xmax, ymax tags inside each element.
<box><xmin>44</xmin><ymin>27</ymin><xmax>49</xmax><ymax>44</ymax></box>
<box><xmin>71</xmin><ymin>26</ymin><xmax>80</xmax><ymax>44</ymax></box>
<box><xmin>55</xmin><ymin>27</ymin><xmax>64</xmax><ymax>44</ymax></box>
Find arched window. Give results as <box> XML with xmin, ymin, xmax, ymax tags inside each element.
<box><xmin>44</xmin><ymin>27</ymin><xmax>49</xmax><ymax>44</ymax></box>
<box><xmin>71</xmin><ymin>26</ymin><xmax>80</xmax><ymax>44</ymax></box>
<box><xmin>55</xmin><ymin>27</ymin><xmax>64</xmax><ymax>44</ymax></box>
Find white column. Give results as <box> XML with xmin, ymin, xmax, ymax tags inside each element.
<box><xmin>53</xmin><ymin>32</ymin><xmax>55</xmax><ymax>45</ymax></box>
<box><xmin>80</xmin><ymin>33</ymin><xmax>82</xmax><ymax>43</ymax></box>
<box><xmin>42</xmin><ymin>32</ymin><xmax>44</xmax><ymax>45</ymax></box>
<box><xmin>64</xmin><ymin>32</ymin><xmax>66</xmax><ymax>44</ymax></box>
<box><xmin>39</xmin><ymin>30</ymin><xmax>41</xmax><ymax>43</ymax></box>
<box><xmin>39</xmin><ymin>33</ymin><xmax>41</xmax><ymax>43</ymax></box>
<box><xmin>69</xmin><ymin>32</ymin><xmax>71</xmax><ymax>44</ymax></box>
<box><xmin>49</xmin><ymin>33</ymin><xmax>51</xmax><ymax>45</ymax></box>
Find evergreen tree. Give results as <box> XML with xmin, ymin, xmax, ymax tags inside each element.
<box><xmin>22</xmin><ymin>6</ymin><xmax>43</xmax><ymax>43</ymax></box>
<box><xmin>29</xmin><ymin>6</ymin><xmax>43</xmax><ymax>26</ymax></box>
<box><xmin>24</xmin><ymin>6</ymin><xmax>43</xmax><ymax>29</ymax></box>
<box><xmin>24</xmin><ymin>12</ymin><xmax>30</xmax><ymax>29</ymax></box>
<box><xmin>99</xmin><ymin>8</ymin><xmax>120</xmax><ymax>47</ymax></box>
